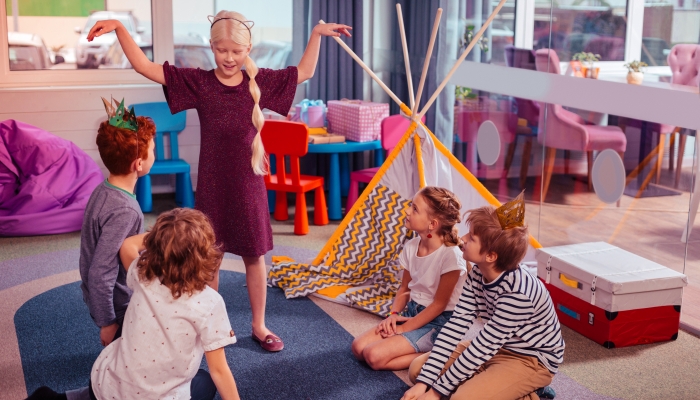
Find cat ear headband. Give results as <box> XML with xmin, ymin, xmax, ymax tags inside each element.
<box><xmin>207</xmin><ymin>15</ymin><xmax>254</xmax><ymax>34</ymax></box>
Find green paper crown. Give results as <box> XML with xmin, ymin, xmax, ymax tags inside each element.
<box><xmin>102</xmin><ymin>97</ymin><xmax>138</xmax><ymax>132</ymax></box>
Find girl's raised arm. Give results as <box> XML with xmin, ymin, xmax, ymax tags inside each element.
<box><xmin>297</xmin><ymin>23</ymin><xmax>352</xmax><ymax>84</ymax></box>
<box><xmin>88</xmin><ymin>20</ymin><xmax>165</xmax><ymax>85</ymax></box>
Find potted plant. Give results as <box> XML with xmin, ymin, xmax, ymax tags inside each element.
<box><xmin>624</xmin><ymin>60</ymin><xmax>648</xmax><ymax>85</ymax></box>
<box><xmin>572</xmin><ymin>52</ymin><xmax>601</xmax><ymax>79</ymax></box>
<box><xmin>461</xmin><ymin>24</ymin><xmax>489</xmax><ymax>53</ymax></box>
<box><xmin>455</xmin><ymin>86</ymin><xmax>479</xmax><ymax>108</ymax></box>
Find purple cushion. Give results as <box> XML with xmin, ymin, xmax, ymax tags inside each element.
<box><xmin>0</xmin><ymin>120</ymin><xmax>104</xmax><ymax>236</ymax></box>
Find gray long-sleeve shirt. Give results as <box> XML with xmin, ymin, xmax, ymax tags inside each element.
<box><xmin>79</xmin><ymin>181</ymin><xmax>143</xmax><ymax>327</ymax></box>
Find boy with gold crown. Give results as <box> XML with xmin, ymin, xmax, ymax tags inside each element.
<box><xmin>78</xmin><ymin>97</ymin><xmax>155</xmax><ymax>349</ymax></box>
<box><xmin>402</xmin><ymin>192</ymin><xmax>564</xmax><ymax>400</ymax></box>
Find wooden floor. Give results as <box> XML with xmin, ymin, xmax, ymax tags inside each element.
<box><xmin>482</xmin><ymin>168</ymin><xmax>700</xmax><ymax>330</ymax></box>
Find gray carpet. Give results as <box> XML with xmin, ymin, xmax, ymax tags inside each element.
<box><xmin>15</xmin><ymin>271</ymin><xmax>409</xmax><ymax>400</ymax></box>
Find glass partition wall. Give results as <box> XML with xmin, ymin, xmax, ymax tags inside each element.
<box><xmin>453</xmin><ymin>0</ymin><xmax>699</xmax><ymax>329</ymax></box>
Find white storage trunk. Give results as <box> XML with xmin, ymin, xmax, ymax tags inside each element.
<box><xmin>535</xmin><ymin>242</ymin><xmax>687</xmax><ymax>313</ymax></box>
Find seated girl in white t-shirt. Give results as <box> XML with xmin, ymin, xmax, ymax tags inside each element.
<box><xmin>351</xmin><ymin>186</ymin><xmax>467</xmax><ymax>371</ymax></box>
<box><xmin>105</xmin><ymin>208</ymin><xmax>239</xmax><ymax>400</ymax></box>
<box><xmin>28</xmin><ymin>208</ymin><xmax>238</xmax><ymax>400</ymax></box>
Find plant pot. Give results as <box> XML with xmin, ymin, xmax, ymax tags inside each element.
<box><xmin>627</xmin><ymin>71</ymin><xmax>644</xmax><ymax>85</ymax></box>
<box><xmin>570</xmin><ymin>61</ymin><xmax>584</xmax><ymax>77</ymax></box>
<box><xmin>582</xmin><ymin>66</ymin><xmax>600</xmax><ymax>79</ymax></box>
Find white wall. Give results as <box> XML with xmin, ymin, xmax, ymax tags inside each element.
<box><xmin>0</xmin><ymin>85</ymin><xmax>203</xmax><ymax>193</ymax></box>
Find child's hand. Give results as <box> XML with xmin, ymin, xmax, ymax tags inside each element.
<box><xmin>376</xmin><ymin>314</ymin><xmax>410</xmax><ymax>337</ymax></box>
<box><xmin>416</xmin><ymin>388</ymin><xmax>441</xmax><ymax>400</ymax></box>
<box><xmin>313</xmin><ymin>23</ymin><xmax>352</xmax><ymax>38</ymax></box>
<box><xmin>401</xmin><ymin>382</ymin><xmax>428</xmax><ymax>400</ymax></box>
<box><xmin>100</xmin><ymin>323</ymin><xmax>119</xmax><ymax>346</ymax></box>
<box><xmin>87</xmin><ymin>19</ymin><xmax>122</xmax><ymax>42</ymax></box>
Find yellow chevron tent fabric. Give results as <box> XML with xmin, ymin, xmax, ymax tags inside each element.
<box><xmin>268</xmin><ymin>114</ymin><xmax>541</xmax><ymax>316</ymax></box>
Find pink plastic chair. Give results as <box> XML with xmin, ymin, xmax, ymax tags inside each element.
<box><xmin>664</xmin><ymin>44</ymin><xmax>700</xmax><ymax>187</ymax></box>
<box><xmin>345</xmin><ymin>114</ymin><xmax>424</xmax><ymax>213</ymax></box>
<box><xmin>535</xmin><ymin>49</ymin><xmax>627</xmax><ymax>201</ymax></box>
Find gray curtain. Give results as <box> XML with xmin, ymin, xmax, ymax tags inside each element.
<box><xmin>291</xmin><ymin>0</ymin><xmax>365</xmax><ymax>179</ymax></box>
<box><xmin>390</xmin><ymin>0</ymin><xmax>461</xmax><ymax>147</ymax></box>
<box><xmin>292</xmin><ymin>0</ymin><xmax>364</xmax><ymax>102</ymax></box>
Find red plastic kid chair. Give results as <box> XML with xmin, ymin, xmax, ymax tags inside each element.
<box><xmin>345</xmin><ymin>114</ymin><xmax>424</xmax><ymax>213</ymax></box>
<box><xmin>261</xmin><ymin>120</ymin><xmax>329</xmax><ymax>235</ymax></box>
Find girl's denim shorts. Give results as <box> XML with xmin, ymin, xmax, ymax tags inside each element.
<box><xmin>400</xmin><ymin>300</ymin><xmax>453</xmax><ymax>353</ymax></box>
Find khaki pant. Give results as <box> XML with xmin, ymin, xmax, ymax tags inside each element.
<box><xmin>408</xmin><ymin>341</ymin><xmax>553</xmax><ymax>400</ymax></box>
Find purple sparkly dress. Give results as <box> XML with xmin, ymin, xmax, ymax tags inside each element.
<box><xmin>162</xmin><ymin>62</ymin><xmax>298</xmax><ymax>257</ymax></box>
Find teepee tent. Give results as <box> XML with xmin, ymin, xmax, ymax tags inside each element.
<box><xmin>269</xmin><ymin>2</ymin><xmax>541</xmax><ymax>316</ymax></box>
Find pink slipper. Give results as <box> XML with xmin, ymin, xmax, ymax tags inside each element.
<box><xmin>252</xmin><ymin>331</ymin><xmax>284</xmax><ymax>352</ymax></box>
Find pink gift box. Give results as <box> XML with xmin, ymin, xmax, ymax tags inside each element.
<box><xmin>327</xmin><ymin>100</ymin><xmax>389</xmax><ymax>142</ymax></box>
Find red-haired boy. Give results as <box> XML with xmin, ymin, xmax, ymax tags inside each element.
<box><xmin>79</xmin><ymin>102</ymin><xmax>155</xmax><ymax>347</ymax></box>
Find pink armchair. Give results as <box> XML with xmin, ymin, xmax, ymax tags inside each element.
<box><xmin>454</xmin><ymin>107</ymin><xmax>518</xmax><ymax>177</ymax></box>
<box><xmin>535</xmin><ymin>49</ymin><xmax>627</xmax><ymax>201</ymax></box>
<box><xmin>504</xmin><ymin>46</ymin><xmax>540</xmax><ymax>188</ymax></box>
<box><xmin>665</xmin><ymin>44</ymin><xmax>700</xmax><ymax>187</ymax></box>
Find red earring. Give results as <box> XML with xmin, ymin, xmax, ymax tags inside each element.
<box><xmin>427</xmin><ymin>231</ymin><xmax>432</xmax><ymax>238</ymax></box>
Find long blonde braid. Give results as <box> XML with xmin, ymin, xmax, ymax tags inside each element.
<box><xmin>210</xmin><ymin>10</ymin><xmax>267</xmax><ymax>175</ymax></box>
<box><xmin>244</xmin><ymin>55</ymin><xmax>267</xmax><ymax>175</ymax></box>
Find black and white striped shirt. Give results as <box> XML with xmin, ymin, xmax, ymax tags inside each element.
<box><xmin>416</xmin><ymin>264</ymin><xmax>565</xmax><ymax>396</ymax></box>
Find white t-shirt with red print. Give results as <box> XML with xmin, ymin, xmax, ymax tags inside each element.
<box><xmin>91</xmin><ymin>258</ymin><xmax>236</xmax><ymax>400</ymax></box>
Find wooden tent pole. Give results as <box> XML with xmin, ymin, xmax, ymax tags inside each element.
<box><xmin>417</xmin><ymin>0</ymin><xmax>508</xmax><ymax>120</ymax></box>
<box><xmin>319</xmin><ymin>20</ymin><xmax>402</xmax><ymax>107</ymax></box>
<box><xmin>396</xmin><ymin>4</ymin><xmax>415</xmax><ymax>110</ymax></box>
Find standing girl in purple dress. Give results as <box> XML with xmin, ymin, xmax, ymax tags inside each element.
<box><xmin>87</xmin><ymin>11</ymin><xmax>351</xmax><ymax>352</ymax></box>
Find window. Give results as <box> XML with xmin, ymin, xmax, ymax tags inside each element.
<box><xmin>463</xmin><ymin>0</ymin><xmax>518</xmax><ymax>65</ymax></box>
<box><xmin>533</xmin><ymin>0</ymin><xmax>628</xmax><ymax>62</ymax></box>
<box><xmin>172</xmin><ymin>0</ymin><xmax>293</xmax><ymax>70</ymax></box>
<box><xmin>5</xmin><ymin>0</ymin><xmax>152</xmax><ymax>71</ymax></box>
<box><xmin>641</xmin><ymin>0</ymin><xmax>700</xmax><ymax>66</ymax></box>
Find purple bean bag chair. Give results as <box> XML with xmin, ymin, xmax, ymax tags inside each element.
<box><xmin>0</xmin><ymin>120</ymin><xmax>103</xmax><ymax>236</ymax></box>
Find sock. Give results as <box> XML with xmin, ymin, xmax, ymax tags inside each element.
<box><xmin>534</xmin><ymin>385</ymin><xmax>556</xmax><ymax>399</ymax></box>
<box><xmin>25</xmin><ymin>386</ymin><xmax>68</xmax><ymax>400</ymax></box>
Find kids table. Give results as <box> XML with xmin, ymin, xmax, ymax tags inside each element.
<box><xmin>308</xmin><ymin>140</ymin><xmax>384</xmax><ymax>220</ymax></box>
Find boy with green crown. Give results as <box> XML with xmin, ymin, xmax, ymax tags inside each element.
<box><xmin>402</xmin><ymin>192</ymin><xmax>564</xmax><ymax>400</ymax></box>
<box><xmin>78</xmin><ymin>97</ymin><xmax>155</xmax><ymax>348</ymax></box>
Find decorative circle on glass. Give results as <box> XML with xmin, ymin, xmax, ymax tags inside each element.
<box><xmin>476</xmin><ymin>120</ymin><xmax>501</xmax><ymax>166</ymax></box>
<box><xmin>592</xmin><ymin>149</ymin><xmax>625</xmax><ymax>204</ymax></box>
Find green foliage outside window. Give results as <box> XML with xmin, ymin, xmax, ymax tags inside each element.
<box><xmin>5</xmin><ymin>0</ymin><xmax>103</xmax><ymax>17</ymax></box>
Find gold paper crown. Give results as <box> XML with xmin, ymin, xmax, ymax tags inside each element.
<box><xmin>495</xmin><ymin>191</ymin><xmax>525</xmax><ymax>230</ymax></box>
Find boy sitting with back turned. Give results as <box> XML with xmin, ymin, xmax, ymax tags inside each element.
<box><xmin>79</xmin><ymin>98</ymin><xmax>155</xmax><ymax>347</ymax></box>
<box><xmin>402</xmin><ymin>193</ymin><xmax>564</xmax><ymax>400</ymax></box>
